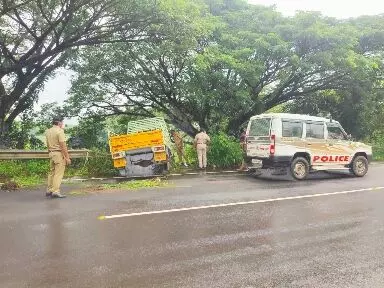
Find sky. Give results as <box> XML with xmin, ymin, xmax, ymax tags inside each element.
<box><xmin>37</xmin><ymin>0</ymin><xmax>384</xmax><ymax>109</ymax></box>
<box><xmin>248</xmin><ymin>0</ymin><xmax>384</xmax><ymax>18</ymax></box>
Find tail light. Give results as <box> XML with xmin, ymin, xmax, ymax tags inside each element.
<box><xmin>270</xmin><ymin>134</ymin><xmax>276</xmax><ymax>155</ymax></box>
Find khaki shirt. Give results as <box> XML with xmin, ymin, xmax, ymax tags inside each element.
<box><xmin>194</xmin><ymin>132</ymin><xmax>210</xmax><ymax>145</ymax></box>
<box><xmin>45</xmin><ymin>126</ymin><xmax>66</xmax><ymax>151</ymax></box>
<box><xmin>172</xmin><ymin>132</ymin><xmax>184</xmax><ymax>148</ymax></box>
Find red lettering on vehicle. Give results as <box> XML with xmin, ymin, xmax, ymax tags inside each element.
<box><xmin>321</xmin><ymin>156</ymin><xmax>328</xmax><ymax>162</ymax></box>
<box><xmin>312</xmin><ymin>155</ymin><xmax>350</xmax><ymax>162</ymax></box>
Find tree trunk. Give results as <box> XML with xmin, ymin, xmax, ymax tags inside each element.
<box><xmin>0</xmin><ymin>117</ymin><xmax>10</xmax><ymax>149</ymax></box>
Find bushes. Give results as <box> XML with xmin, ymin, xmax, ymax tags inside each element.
<box><xmin>183</xmin><ymin>132</ymin><xmax>243</xmax><ymax>169</ymax></box>
<box><xmin>0</xmin><ymin>160</ymin><xmax>49</xmax><ymax>179</ymax></box>
<box><xmin>79</xmin><ymin>150</ymin><xmax>116</xmax><ymax>177</ymax></box>
<box><xmin>367</xmin><ymin>132</ymin><xmax>384</xmax><ymax>161</ymax></box>
<box><xmin>0</xmin><ymin>160</ymin><xmax>50</xmax><ymax>187</ymax></box>
<box><xmin>373</xmin><ymin>146</ymin><xmax>384</xmax><ymax>161</ymax></box>
<box><xmin>0</xmin><ymin>133</ymin><xmax>245</xmax><ymax>188</ymax></box>
<box><xmin>207</xmin><ymin>132</ymin><xmax>243</xmax><ymax>169</ymax></box>
<box><xmin>0</xmin><ymin>150</ymin><xmax>117</xmax><ymax>187</ymax></box>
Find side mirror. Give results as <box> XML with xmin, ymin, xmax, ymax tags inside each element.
<box><xmin>347</xmin><ymin>134</ymin><xmax>353</xmax><ymax>141</ymax></box>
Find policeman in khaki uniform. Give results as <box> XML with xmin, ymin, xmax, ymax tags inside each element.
<box><xmin>45</xmin><ymin>116</ymin><xmax>71</xmax><ymax>198</ymax></box>
<box><xmin>170</xmin><ymin>129</ymin><xmax>188</xmax><ymax>167</ymax></box>
<box><xmin>194</xmin><ymin>128</ymin><xmax>210</xmax><ymax>169</ymax></box>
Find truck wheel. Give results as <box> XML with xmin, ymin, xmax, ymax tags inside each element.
<box><xmin>351</xmin><ymin>156</ymin><xmax>368</xmax><ymax>177</ymax></box>
<box><xmin>290</xmin><ymin>157</ymin><xmax>309</xmax><ymax>180</ymax></box>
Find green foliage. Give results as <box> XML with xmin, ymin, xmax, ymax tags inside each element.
<box><xmin>7</xmin><ymin>111</ymin><xmax>45</xmax><ymax>149</ymax></box>
<box><xmin>373</xmin><ymin>146</ymin><xmax>384</xmax><ymax>161</ymax></box>
<box><xmin>0</xmin><ymin>160</ymin><xmax>49</xmax><ymax>187</ymax></box>
<box><xmin>184</xmin><ymin>144</ymin><xmax>198</xmax><ymax>166</ymax></box>
<box><xmin>0</xmin><ymin>0</ymin><xmax>161</xmax><ymax>142</ymax></box>
<box><xmin>66</xmin><ymin>117</ymin><xmax>109</xmax><ymax>150</ymax></box>
<box><xmin>207</xmin><ymin>133</ymin><xmax>243</xmax><ymax>168</ymax></box>
<box><xmin>66</xmin><ymin>2</ymin><xmax>384</xmax><ymax>137</ymax></box>
<box><xmin>69</xmin><ymin>179</ymin><xmax>169</xmax><ymax>195</ymax></box>
<box><xmin>81</xmin><ymin>150</ymin><xmax>116</xmax><ymax>177</ymax></box>
<box><xmin>183</xmin><ymin>133</ymin><xmax>243</xmax><ymax>169</ymax></box>
<box><xmin>0</xmin><ymin>150</ymin><xmax>117</xmax><ymax>188</ymax></box>
<box><xmin>0</xmin><ymin>160</ymin><xmax>49</xmax><ymax>179</ymax></box>
<box><xmin>101</xmin><ymin>179</ymin><xmax>168</xmax><ymax>190</ymax></box>
<box><xmin>370</xmin><ymin>131</ymin><xmax>384</xmax><ymax>161</ymax></box>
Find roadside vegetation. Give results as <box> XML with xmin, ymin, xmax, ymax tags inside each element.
<box><xmin>69</xmin><ymin>179</ymin><xmax>170</xmax><ymax>195</ymax></box>
<box><xmin>1</xmin><ymin>0</ymin><xmax>384</xmax><ymax>188</ymax></box>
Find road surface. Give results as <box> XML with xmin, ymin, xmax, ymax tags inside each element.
<box><xmin>1</xmin><ymin>166</ymin><xmax>384</xmax><ymax>287</ymax></box>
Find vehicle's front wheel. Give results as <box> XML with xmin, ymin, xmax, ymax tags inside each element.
<box><xmin>351</xmin><ymin>155</ymin><xmax>368</xmax><ymax>177</ymax></box>
<box><xmin>290</xmin><ymin>157</ymin><xmax>309</xmax><ymax>180</ymax></box>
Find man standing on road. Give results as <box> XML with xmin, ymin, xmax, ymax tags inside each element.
<box><xmin>194</xmin><ymin>128</ymin><xmax>210</xmax><ymax>170</ymax></box>
<box><xmin>239</xmin><ymin>128</ymin><xmax>247</xmax><ymax>171</ymax></box>
<box><xmin>45</xmin><ymin>116</ymin><xmax>71</xmax><ymax>198</ymax></box>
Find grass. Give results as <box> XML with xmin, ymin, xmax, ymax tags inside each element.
<box><xmin>69</xmin><ymin>178</ymin><xmax>170</xmax><ymax>195</ymax></box>
<box><xmin>13</xmin><ymin>175</ymin><xmax>45</xmax><ymax>187</ymax></box>
<box><xmin>373</xmin><ymin>146</ymin><xmax>384</xmax><ymax>161</ymax></box>
<box><xmin>0</xmin><ymin>157</ymin><xmax>115</xmax><ymax>189</ymax></box>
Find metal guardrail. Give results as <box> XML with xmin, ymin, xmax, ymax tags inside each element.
<box><xmin>0</xmin><ymin>150</ymin><xmax>89</xmax><ymax>160</ymax></box>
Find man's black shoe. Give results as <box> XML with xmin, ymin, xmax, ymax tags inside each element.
<box><xmin>45</xmin><ymin>192</ymin><xmax>52</xmax><ymax>197</ymax></box>
<box><xmin>52</xmin><ymin>193</ymin><xmax>66</xmax><ymax>198</ymax></box>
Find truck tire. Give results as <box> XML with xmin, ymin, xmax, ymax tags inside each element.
<box><xmin>290</xmin><ymin>157</ymin><xmax>309</xmax><ymax>180</ymax></box>
<box><xmin>351</xmin><ymin>155</ymin><xmax>368</xmax><ymax>177</ymax></box>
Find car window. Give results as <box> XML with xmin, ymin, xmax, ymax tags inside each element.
<box><xmin>327</xmin><ymin>124</ymin><xmax>347</xmax><ymax>140</ymax></box>
<box><xmin>282</xmin><ymin>121</ymin><xmax>303</xmax><ymax>137</ymax></box>
<box><xmin>248</xmin><ymin>118</ymin><xmax>271</xmax><ymax>137</ymax></box>
<box><xmin>306</xmin><ymin>122</ymin><xmax>324</xmax><ymax>139</ymax></box>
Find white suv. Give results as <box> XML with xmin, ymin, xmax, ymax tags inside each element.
<box><xmin>245</xmin><ymin>113</ymin><xmax>372</xmax><ymax>180</ymax></box>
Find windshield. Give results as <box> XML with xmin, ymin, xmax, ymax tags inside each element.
<box><xmin>327</xmin><ymin>123</ymin><xmax>347</xmax><ymax>140</ymax></box>
<box><xmin>248</xmin><ymin>118</ymin><xmax>271</xmax><ymax>137</ymax></box>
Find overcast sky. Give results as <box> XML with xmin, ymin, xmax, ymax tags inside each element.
<box><xmin>37</xmin><ymin>0</ymin><xmax>384</xmax><ymax>108</ymax></box>
<box><xmin>249</xmin><ymin>0</ymin><xmax>384</xmax><ymax>18</ymax></box>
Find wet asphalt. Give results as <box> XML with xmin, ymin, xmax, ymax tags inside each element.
<box><xmin>1</xmin><ymin>166</ymin><xmax>384</xmax><ymax>287</ymax></box>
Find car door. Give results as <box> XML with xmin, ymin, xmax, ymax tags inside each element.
<box><xmin>281</xmin><ymin>119</ymin><xmax>305</xmax><ymax>154</ymax></box>
<box><xmin>325</xmin><ymin>122</ymin><xmax>352</xmax><ymax>165</ymax></box>
<box><xmin>305</xmin><ymin>121</ymin><xmax>328</xmax><ymax>166</ymax></box>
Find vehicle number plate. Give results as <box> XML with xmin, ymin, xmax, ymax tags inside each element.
<box><xmin>251</xmin><ymin>159</ymin><xmax>262</xmax><ymax>166</ymax></box>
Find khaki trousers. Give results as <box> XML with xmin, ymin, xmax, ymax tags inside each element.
<box><xmin>47</xmin><ymin>152</ymin><xmax>66</xmax><ymax>193</ymax></box>
<box><xmin>197</xmin><ymin>144</ymin><xmax>207</xmax><ymax>168</ymax></box>
<box><xmin>176</xmin><ymin>145</ymin><xmax>186</xmax><ymax>163</ymax></box>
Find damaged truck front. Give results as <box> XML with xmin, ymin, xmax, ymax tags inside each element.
<box><xmin>109</xmin><ymin>117</ymin><xmax>172</xmax><ymax>177</ymax></box>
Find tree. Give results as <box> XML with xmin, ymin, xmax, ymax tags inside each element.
<box><xmin>67</xmin><ymin>0</ymin><xmax>215</xmax><ymax>135</ymax></box>
<box><xmin>0</xmin><ymin>0</ymin><xmax>159</xmax><ymax>147</ymax></box>
<box><xmin>66</xmin><ymin>2</ymin><xmax>384</xmax><ymax>136</ymax></box>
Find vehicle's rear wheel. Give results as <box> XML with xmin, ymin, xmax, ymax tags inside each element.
<box><xmin>290</xmin><ymin>157</ymin><xmax>309</xmax><ymax>180</ymax></box>
<box><xmin>351</xmin><ymin>155</ymin><xmax>368</xmax><ymax>177</ymax></box>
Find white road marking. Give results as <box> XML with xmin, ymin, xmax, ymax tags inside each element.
<box><xmin>98</xmin><ymin>186</ymin><xmax>384</xmax><ymax>220</ymax></box>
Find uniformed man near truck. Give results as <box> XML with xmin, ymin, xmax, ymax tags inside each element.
<box><xmin>170</xmin><ymin>129</ymin><xmax>188</xmax><ymax>167</ymax></box>
<box><xmin>194</xmin><ymin>128</ymin><xmax>211</xmax><ymax>169</ymax></box>
<box><xmin>45</xmin><ymin>116</ymin><xmax>71</xmax><ymax>198</ymax></box>
<box><xmin>239</xmin><ymin>128</ymin><xmax>247</xmax><ymax>171</ymax></box>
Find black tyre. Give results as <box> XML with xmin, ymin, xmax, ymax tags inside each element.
<box><xmin>290</xmin><ymin>157</ymin><xmax>309</xmax><ymax>180</ymax></box>
<box><xmin>351</xmin><ymin>155</ymin><xmax>368</xmax><ymax>177</ymax></box>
